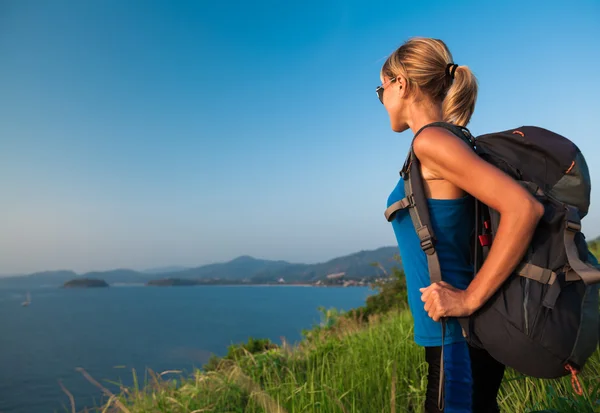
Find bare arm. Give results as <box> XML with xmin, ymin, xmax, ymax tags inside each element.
<box><xmin>414</xmin><ymin>127</ymin><xmax>545</xmax><ymax>319</ymax></box>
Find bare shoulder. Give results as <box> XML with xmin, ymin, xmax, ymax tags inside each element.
<box><xmin>411</xmin><ymin>125</ymin><xmax>538</xmax><ymax>214</ymax></box>
<box><xmin>412</xmin><ymin>126</ymin><xmax>476</xmax><ymax>166</ymax></box>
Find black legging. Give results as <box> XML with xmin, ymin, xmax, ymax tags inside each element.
<box><xmin>424</xmin><ymin>344</ymin><xmax>506</xmax><ymax>413</ymax></box>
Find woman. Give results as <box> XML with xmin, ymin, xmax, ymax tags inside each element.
<box><xmin>379</xmin><ymin>38</ymin><xmax>544</xmax><ymax>412</ymax></box>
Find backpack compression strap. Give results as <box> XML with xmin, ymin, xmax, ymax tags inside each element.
<box><xmin>564</xmin><ymin>206</ymin><xmax>600</xmax><ymax>285</ymax></box>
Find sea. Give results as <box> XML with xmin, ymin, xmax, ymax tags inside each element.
<box><xmin>0</xmin><ymin>285</ymin><xmax>374</xmax><ymax>413</ymax></box>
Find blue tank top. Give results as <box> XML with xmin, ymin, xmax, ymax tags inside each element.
<box><xmin>387</xmin><ymin>177</ymin><xmax>475</xmax><ymax>347</ymax></box>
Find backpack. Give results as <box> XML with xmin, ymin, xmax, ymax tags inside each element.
<box><xmin>384</xmin><ymin>122</ymin><xmax>600</xmax><ymax>405</ymax></box>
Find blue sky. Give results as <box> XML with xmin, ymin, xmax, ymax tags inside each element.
<box><xmin>0</xmin><ymin>0</ymin><xmax>599</xmax><ymax>274</ymax></box>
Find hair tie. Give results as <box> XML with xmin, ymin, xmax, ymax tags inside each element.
<box><xmin>445</xmin><ymin>63</ymin><xmax>458</xmax><ymax>79</ymax></box>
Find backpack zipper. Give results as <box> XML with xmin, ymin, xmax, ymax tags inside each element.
<box><xmin>524</xmin><ymin>278</ymin><xmax>530</xmax><ymax>335</ymax></box>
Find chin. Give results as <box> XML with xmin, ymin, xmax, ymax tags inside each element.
<box><xmin>391</xmin><ymin>121</ymin><xmax>410</xmax><ymax>133</ymax></box>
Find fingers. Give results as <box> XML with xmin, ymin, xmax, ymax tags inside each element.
<box><xmin>421</xmin><ymin>283</ymin><xmax>441</xmax><ymax>302</ymax></box>
<box><xmin>421</xmin><ymin>285</ymin><xmax>445</xmax><ymax>322</ymax></box>
<box><xmin>430</xmin><ymin>307</ymin><xmax>440</xmax><ymax>322</ymax></box>
<box><xmin>423</xmin><ymin>294</ymin><xmax>433</xmax><ymax>313</ymax></box>
<box><xmin>421</xmin><ymin>283</ymin><xmax>456</xmax><ymax>322</ymax></box>
<box><xmin>420</xmin><ymin>282</ymin><xmax>442</xmax><ymax>301</ymax></box>
<box><xmin>427</xmin><ymin>298</ymin><xmax>442</xmax><ymax>322</ymax></box>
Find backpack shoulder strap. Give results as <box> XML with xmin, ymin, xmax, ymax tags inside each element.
<box><xmin>384</xmin><ymin>121</ymin><xmax>476</xmax><ymax>284</ymax></box>
<box><xmin>404</xmin><ymin>148</ymin><xmax>443</xmax><ymax>283</ymax></box>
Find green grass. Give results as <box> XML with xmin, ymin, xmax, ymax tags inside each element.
<box><xmin>79</xmin><ymin>309</ymin><xmax>599</xmax><ymax>413</ymax></box>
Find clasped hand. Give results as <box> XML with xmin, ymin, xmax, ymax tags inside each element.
<box><xmin>419</xmin><ymin>281</ymin><xmax>475</xmax><ymax>322</ymax></box>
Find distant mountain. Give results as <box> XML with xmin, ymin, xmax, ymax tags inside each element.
<box><xmin>171</xmin><ymin>255</ymin><xmax>293</xmax><ymax>281</ymax></box>
<box><xmin>0</xmin><ymin>270</ymin><xmax>79</xmax><ymax>288</ymax></box>
<box><xmin>142</xmin><ymin>266</ymin><xmax>190</xmax><ymax>275</ymax></box>
<box><xmin>250</xmin><ymin>246</ymin><xmax>400</xmax><ymax>283</ymax></box>
<box><xmin>0</xmin><ymin>269</ymin><xmax>152</xmax><ymax>288</ymax></box>
<box><xmin>0</xmin><ymin>246</ymin><xmax>402</xmax><ymax>288</ymax></box>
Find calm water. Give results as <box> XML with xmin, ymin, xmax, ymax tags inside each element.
<box><xmin>0</xmin><ymin>285</ymin><xmax>373</xmax><ymax>413</ymax></box>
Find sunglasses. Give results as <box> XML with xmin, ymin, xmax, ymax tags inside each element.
<box><xmin>376</xmin><ymin>77</ymin><xmax>397</xmax><ymax>104</ymax></box>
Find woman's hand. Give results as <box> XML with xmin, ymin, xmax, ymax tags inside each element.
<box><xmin>419</xmin><ymin>281</ymin><xmax>477</xmax><ymax>322</ymax></box>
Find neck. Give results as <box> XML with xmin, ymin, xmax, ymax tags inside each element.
<box><xmin>406</xmin><ymin>99</ymin><xmax>444</xmax><ymax>135</ymax></box>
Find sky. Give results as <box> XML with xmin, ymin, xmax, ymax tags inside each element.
<box><xmin>0</xmin><ymin>0</ymin><xmax>599</xmax><ymax>274</ymax></box>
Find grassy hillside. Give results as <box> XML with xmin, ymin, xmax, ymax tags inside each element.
<box><xmin>82</xmin><ymin>309</ymin><xmax>599</xmax><ymax>413</ymax></box>
<box><xmin>75</xmin><ymin>265</ymin><xmax>599</xmax><ymax>413</ymax></box>
<box><xmin>62</xmin><ymin>246</ymin><xmax>600</xmax><ymax>412</ymax></box>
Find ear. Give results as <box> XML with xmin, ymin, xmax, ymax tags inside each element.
<box><xmin>396</xmin><ymin>76</ymin><xmax>407</xmax><ymax>98</ymax></box>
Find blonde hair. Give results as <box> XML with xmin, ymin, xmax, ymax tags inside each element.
<box><xmin>381</xmin><ymin>37</ymin><xmax>478</xmax><ymax>127</ymax></box>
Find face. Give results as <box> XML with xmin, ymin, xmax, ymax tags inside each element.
<box><xmin>376</xmin><ymin>74</ymin><xmax>410</xmax><ymax>133</ymax></box>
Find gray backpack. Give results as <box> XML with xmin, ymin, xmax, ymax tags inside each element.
<box><xmin>385</xmin><ymin>122</ymin><xmax>599</xmax><ymax>406</ymax></box>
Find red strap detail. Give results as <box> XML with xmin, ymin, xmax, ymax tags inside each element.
<box><xmin>565</xmin><ymin>364</ymin><xmax>584</xmax><ymax>396</ymax></box>
<box><xmin>483</xmin><ymin>220</ymin><xmax>490</xmax><ymax>230</ymax></box>
<box><xmin>479</xmin><ymin>234</ymin><xmax>492</xmax><ymax>247</ymax></box>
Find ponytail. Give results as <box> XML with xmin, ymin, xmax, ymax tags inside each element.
<box><xmin>442</xmin><ymin>65</ymin><xmax>478</xmax><ymax>127</ymax></box>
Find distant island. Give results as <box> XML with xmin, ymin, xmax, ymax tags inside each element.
<box><xmin>147</xmin><ymin>278</ymin><xmax>198</xmax><ymax>287</ymax></box>
<box><xmin>63</xmin><ymin>278</ymin><xmax>109</xmax><ymax>288</ymax></box>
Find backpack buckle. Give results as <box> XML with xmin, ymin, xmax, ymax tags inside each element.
<box><xmin>478</xmin><ymin>234</ymin><xmax>492</xmax><ymax>247</ymax></box>
<box><xmin>462</xmin><ymin>128</ymin><xmax>475</xmax><ymax>145</ymax></box>
<box><xmin>566</xmin><ymin>220</ymin><xmax>581</xmax><ymax>232</ymax></box>
<box><xmin>420</xmin><ymin>237</ymin><xmax>435</xmax><ymax>254</ymax></box>
<box><xmin>417</xmin><ymin>226</ymin><xmax>436</xmax><ymax>254</ymax></box>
